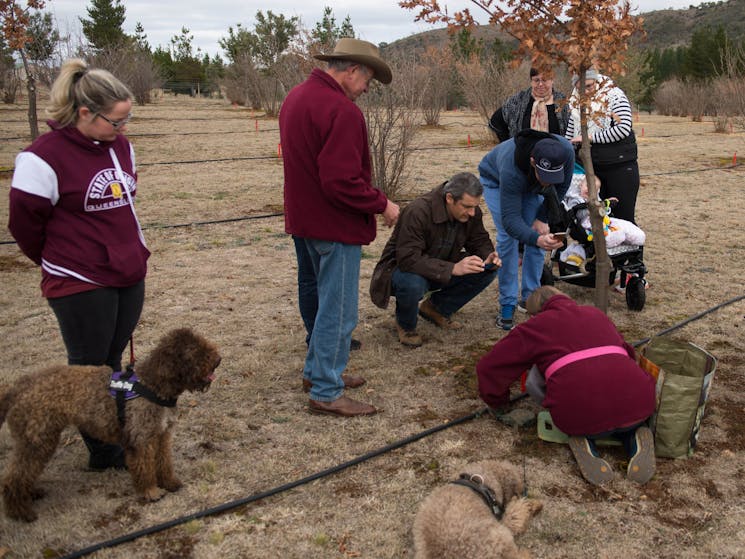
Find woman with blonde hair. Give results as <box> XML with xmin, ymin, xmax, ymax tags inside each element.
<box><xmin>9</xmin><ymin>59</ymin><xmax>148</xmax><ymax>470</ymax></box>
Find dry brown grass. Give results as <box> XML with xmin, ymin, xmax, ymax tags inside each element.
<box><xmin>1</xmin><ymin>96</ymin><xmax>744</xmax><ymax>558</ymax></box>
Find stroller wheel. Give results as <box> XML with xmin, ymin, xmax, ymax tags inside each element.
<box><xmin>541</xmin><ymin>263</ymin><xmax>555</xmax><ymax>286</ymax></box>
<box><xmin>625</xmin><ymin>276</ymin><xmax>646</xmax><ymax>311</ymax></box>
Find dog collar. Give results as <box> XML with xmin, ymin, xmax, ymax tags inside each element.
<box><xmin>450</xmin><ymin>473</ymin><xmax>504</xmax><ymax>520</ymax></box>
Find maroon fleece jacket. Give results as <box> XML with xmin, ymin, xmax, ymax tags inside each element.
<box><xmin>279</xmin><ymin>68</ymin><xmax>388</xmax><ymax>245</ymax></box>
<box><xmin>476</xmin><ymin>295</ymin><xmax>655</xmax><ymax>436</ymax></box>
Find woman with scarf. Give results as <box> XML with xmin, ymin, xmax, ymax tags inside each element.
<box><xmin>565</xmin><ymin>69</ymin><xmax>639</xmax><ymax>224</ymax></box>
<box><xmin>488</xmin><ymin>68</ymin><xmax>570</xmax><ymax>143</ymax></box>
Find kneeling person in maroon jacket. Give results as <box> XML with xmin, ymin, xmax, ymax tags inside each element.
<box><xmin>476</xmin><ymin>286</ymin><xmax>656</xmax><ymax>485</ymax></box>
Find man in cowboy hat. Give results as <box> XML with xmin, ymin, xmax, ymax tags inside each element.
<box><xmin>279</xmin><ymin>38</ymin><xmax>399</xmax><ymax>417</ymax></box>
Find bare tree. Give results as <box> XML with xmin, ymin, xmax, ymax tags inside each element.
<box><xmin>652</xmin><ymin>79</ymin><xmax>685</xmax><ymax>116</ymax></box>
<box><xmin>359</xmin><ymin>53</ymin><xmax>422</xmax><ymax>200</ymax></box>
<box><xmin>94</xmin><ymin>46</ymin><xmax>163</xmax><ymax>105</ymax></box>
<box><xmin>1</xmin><ymin>0</ymin><xmax>46</xmax><ymax>138</ymax></box>
<box><xmin>417</xmin><ymin>46</ymin><xmax>453</xmax><ymax>126</ymax></box>
<box><xmin>686</xmin><ymin>80</ymin><xmax>713</xmax><ymax>122</ymax></box>
<box><xmin>716</xmin><ymin>41</ymin><xmax>745</xmax><ymax>132</ymax></box>
<box><xmin>0</xmin><ymin>35</ymin><xmax>21</xmax><ymax>102</ymax></box>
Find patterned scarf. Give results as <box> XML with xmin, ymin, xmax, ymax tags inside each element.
<box><xmin>530</xmin><ymin>93</ymin><xmax>554</xmax><ymax>132</ymax></box>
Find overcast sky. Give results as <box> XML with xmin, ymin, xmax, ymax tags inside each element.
<box><xmin>48</xmin><ymin>1</ymin><xmax>706</xmax><ymax>59</ymax></box>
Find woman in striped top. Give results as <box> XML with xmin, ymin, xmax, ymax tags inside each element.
<box><xmin>565</xmin><ymin>69</ymin><xmax>640</xmax><ymax>224</ymax></box>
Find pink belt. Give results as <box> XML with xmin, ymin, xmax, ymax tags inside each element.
<box><xmin>544</xmin><ymin>345</ymin><xmax>629</xmax><ymax>380</ymax></box>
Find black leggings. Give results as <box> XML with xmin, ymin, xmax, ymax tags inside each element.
<box><xmin>48</xmin><ymin>281</ymin><xmax>145</xmax><ymax>464</ymax></box>
<box><xmin>47</xmin><ymin>281</ymin><xmax>145</xmax><ymax>371</ymax></box>
<box><xmin>594</xmin><ymin>160</ymin><xmax>640</xmax><ymax>224</ymax></box>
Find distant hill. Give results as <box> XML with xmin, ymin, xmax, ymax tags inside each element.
<box><xmin>382</xmin><ymin>0</ymin><xmax>745</xmax><ymax>57</ymax></box>
<box><xmin>636</xmin><ymin>0</ymin><xmax>745</xmax><ymax>49</ymax></box>
<box><xmin>381</xmin><ymin>25</ymin><xmax>515</xmax><ymax>57</ymax></box>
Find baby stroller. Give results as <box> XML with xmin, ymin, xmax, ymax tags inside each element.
<box><xmin>541</xmin><ymin>198</ymin><xmax>648</xmax><ymax>311</ymax></box>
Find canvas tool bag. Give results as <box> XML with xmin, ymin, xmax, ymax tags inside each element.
<box><xmin>638</xmin><ymin>337</ymin><xmax>717</xmax><ymax>459</ymax></box>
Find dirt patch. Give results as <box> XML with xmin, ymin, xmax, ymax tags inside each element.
<box><xmin>1</xmin><ymin>96</ymin><xmax>744</xmax><ymax>558</ymax></box>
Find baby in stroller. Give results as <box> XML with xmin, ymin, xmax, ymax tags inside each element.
<box><xmin>560</xmin><ymin>162</ymin><xmax>645</xmax><ymax>269</ymax></box>
<box><xmin>544</xmin><ymin>162</ymin><xmax>648</xmax><ymax>310</ymax></box>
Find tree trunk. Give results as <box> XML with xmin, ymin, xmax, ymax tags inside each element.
<box><xmin>577</xmin><ymin>68</ymin><xmax>611</xmax><ymax>313</ymax></box>
<box><xmin>20</xmin><ymin>50</ymin><xmax>39</xmax><ymax>140</ymax></box>
<box><xmin>581</xmin><ymin>147</ymin><xmax>611</xmax><ymax>313</ymax></box>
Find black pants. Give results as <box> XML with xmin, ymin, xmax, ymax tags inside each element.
<box><xmin>594</xmin><ymin>160</ymin><xmax>640</xmax><ymax>224</ymax></box>
<box><xmin>48</xmin><ymin>281</ymin><xmax>145</xmax><ymax>371</ymax></box>
<box><xmin>48</xmin><ymin>281</ymin><xmax>145</xmax><ymax>465</ymax></box>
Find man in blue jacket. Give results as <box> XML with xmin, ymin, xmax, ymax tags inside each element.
<box><xmin>478</xmin><ymin>130</ymin><xmax>573</xmax><ymax>330</ymax></box>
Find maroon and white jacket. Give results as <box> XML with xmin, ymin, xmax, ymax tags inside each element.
<box><xmin>476</xmin><ymin>295</ymin><xmax>655</xmax><ymax>436</ymax></box>
<box><xmin>9</xmin><ymin>121</ymin><xmax>149</xmax><ymax>298</ymax></box>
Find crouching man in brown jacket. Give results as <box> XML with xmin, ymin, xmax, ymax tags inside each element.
<box><xmin>370</xmin><ymin>172</ymin><xmax>500</xmax><ymax>347</ymax></box>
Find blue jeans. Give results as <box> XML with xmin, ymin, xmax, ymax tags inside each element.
<box><xmin>293</xmin><ymin>237</ymin><xmax>360</xmax><ymax>402</ymax></box>
<box><xmin>293</xmin><ymin>236</ymin><xmax>318</xmax><ymax>345</ymax></box>
<box><xmin>483</xmin><ymin>186</ymin><xmax>545</xmax><ymax>310</ymax></box>
<box><xmin>391</xmin><ymin>267</ymin><xmax>496</xmax><ymax>331</ymax></box>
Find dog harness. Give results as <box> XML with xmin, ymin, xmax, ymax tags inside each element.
<box><xmin>450</xmin><ymin>473</ymin><xmax>504</xmax><ymax>520</ymax></box>
<box><xmin>109</xmin><ymin>367</ymin><xmax>177</xmax><ymax>427</ymax></box>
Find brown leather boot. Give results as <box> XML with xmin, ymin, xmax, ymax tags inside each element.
<box><xmin>308</xmin><ymin>396</ymin><xmax>378</xmax><ymax>417</ymax></box>
<box><xmin>418</xmin><ymin>298</ymin><xmax>463</xmax><ymax>330</ymax></box>
<box><xmin>396</xmin><ymin>322</ymin><xmax>423</xmax><ymax>347</ymax></box>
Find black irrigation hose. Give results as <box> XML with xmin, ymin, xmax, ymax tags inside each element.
<box><xmin>0</xmin><ymin>213</ymin><xmax>284</xmax><ymax>245</ymax></box>
<box><xmin>139</xmin><ymin>154</ymin><xmax>281</xmax><ymax>166</ymax></box>
<box><xmin>631</xmin><ymin>292</ymin><xmax>745</xmax><ymax>347</ymax></box>
<box><xmin>56</xmin><ymin>293</ymin><xmax>745</xmax><ymax>558</ymax></box>
<box><xmin>143</xmin><ymin>212</ymin><xmax>284</xmax><ymax>230</ymax></box>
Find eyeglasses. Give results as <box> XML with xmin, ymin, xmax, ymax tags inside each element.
<box><xmin>531</xmin><ymin>77</ymin><xmax>551</xmax><ymax>84</ymax></box>
<box><xmin>97</xmin><ymin>112</ymin><xmax>132</xmax><ymax>129</ymax></box>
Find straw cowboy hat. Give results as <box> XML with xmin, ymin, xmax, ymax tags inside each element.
<box><xmin>314</xmin><ymin>38</ymin><xmax>392</xmax><ymax>84</ymax></box>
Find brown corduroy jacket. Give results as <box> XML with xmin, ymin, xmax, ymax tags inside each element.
<box><xmin>369</xmin><ymin>183</ymin><xmax>495</xmax><ymax>309</ymax></box>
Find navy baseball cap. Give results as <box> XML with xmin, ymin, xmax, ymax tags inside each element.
<box><xmin>532</xmin><ymin>139</ymin><xmax>566</xmax><ymax>184</ymax></box>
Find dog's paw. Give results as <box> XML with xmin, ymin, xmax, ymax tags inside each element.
<box><xmin>503</xmin><ymin>497</ymin><xmax>544</xmax><ymax>535</ymax></box>
<box><xmin>525</xmin><ymin>498</ymin><xmax>543</xmax><ymax>516</ymax></box>
<box><xmin>160</xmin><ymin>478</ymin><xmax>183</xmax><ymax>492</ymax></box>
<box><xmin>142</xmin><ymin>487</ymin><xmax>167</xmax><ymax>502</ymax></box>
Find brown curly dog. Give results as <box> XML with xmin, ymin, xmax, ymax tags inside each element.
<box><xmin>413</xmin><ymin>460</ymin><xmax>543</xmax><ymax>559</ymax></box>
<box><xmin>0</xmin><ymin>328</ymin><xmax>220</xmax><ymax>522</ymax></box>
